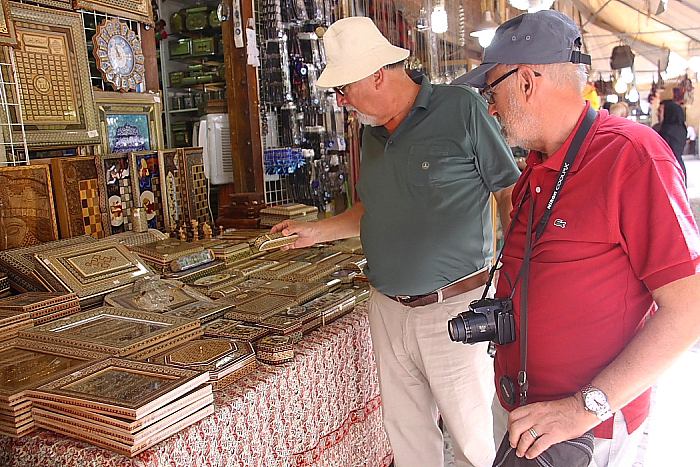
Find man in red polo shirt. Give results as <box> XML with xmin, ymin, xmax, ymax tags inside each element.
<box><xmin>455</xmin><ymin>10</ymin><xmax>700</xmax><ymax>466</ymax></box>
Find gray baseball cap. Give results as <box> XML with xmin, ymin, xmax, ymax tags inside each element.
<box><xmin>453</xmin><ymin>10</ymin><xmax>591</xmax><ymax>88</ymax></box>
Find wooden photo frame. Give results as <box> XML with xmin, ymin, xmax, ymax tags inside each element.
<box><xmin>95</xmin><ymin>152</ymin><xmax>133</xmax><ymax>235</ymax></box>
<box><xmin>3</xmin><ymin>3</ymin><xmax>100</xmax><ymax>148</ymax></box>
<box><xmin>129</xmin><ymin>150</ymin><xmax>165</xmax><ymax>230</ymax></box>
<box><xmin>0</xmin><ymin>165</ymin><xmax>58</xmax><ymax>250</ymax></box>
<box><xmin>94</xmin><ymin>91</ymin><xmax>163</xmax><ymax>156</ymax></box>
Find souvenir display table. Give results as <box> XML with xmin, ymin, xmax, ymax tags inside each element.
<box><xmin>0</xmin><ymin>306</ymin><xmax>393</xmax><ymax>467</ymax></box>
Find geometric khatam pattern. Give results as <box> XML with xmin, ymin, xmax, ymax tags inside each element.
<box><xmin>79</xmin><ymin>179</ymin><xmax>104</xmax><ymax>238</ymax></box>
<box><xmin>191</xmin><ymin>164</ymin><xmax>209</xmax><ymax>223</ymax></box>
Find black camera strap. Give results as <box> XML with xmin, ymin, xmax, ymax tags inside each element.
<box><xmin>516</xmin><ymin>106</ymin><xmax>598</xmax><ymax>405</ymax></box>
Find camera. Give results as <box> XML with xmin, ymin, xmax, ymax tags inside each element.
<box><xmin>447</xmin><ymin>298</ymin><xmax>515</xmax><ymax>345</ymax></box>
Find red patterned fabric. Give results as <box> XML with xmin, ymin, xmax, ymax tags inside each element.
<box><xmin>2</xmin><ymin>307</ymin><xmax>393</xmax><ymax>467</ymax></box>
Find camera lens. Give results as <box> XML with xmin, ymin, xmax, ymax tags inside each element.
<box><xmin>448</xmin><ymin>316</ymin><xmax>467</xmax><ymax>342</ymax></box>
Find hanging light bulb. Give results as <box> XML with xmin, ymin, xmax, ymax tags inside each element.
<box><xmin>614</xmin><ymin>78</ymin><xmax>628</xmax><ymax>94</ymax></box>
<box><xmin>627</xmin><ymin>86</ymin><xmax>640</xmax><ymax>103</ymax></box>
<box><xmin>416</xmin><ymin>7</ymin><xmax>429</xmax><ymax>31</ymax></box>
<box><xmin>607</xmin><ymin>94</ymin><xmax>619</xmax><ymax>103</ymax></box>
<box><xmin>431</xmin><ymin>3</ymin><xmax>448</xmax><ymax>34</ymax></box>
<box><xmin>470</xmin><ymin>10</ymin><xmax>499</xmax><ymax>48</ymax></box>
<box><xmin>619</xmin><ymin>67</ymin><xmax>634</xmax><ymax>84</ymax></box>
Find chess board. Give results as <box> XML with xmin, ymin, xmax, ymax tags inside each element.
<box><xmin>79</xmin><ymin>179</ymin><xmax>104</xmax><ymax>238</ymax></box>
<box><xmin>178</xmin><ymin>147</ymin><xmax>210</xmax><ymax>226</ymax></box>
<box><xmin>95</xmin><ymin>152</ymin><xmax>133</xmax><ymax>235</ymax></box>
<box><xmin>48</xmin><ymin>156</ymin><xmax>105</xmax><ymax>239</ymax></box>
<box><xmin>129</xmin><ymin>151</ymin><xmax>164</xmax><ymax>230</ymax></box>
<box><xmin>2</xmin><ymin>4</ymin><xmax>100</xmax><ymax>147</ymax></box>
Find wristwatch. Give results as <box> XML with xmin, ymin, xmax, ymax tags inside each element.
<box><xmin>580</xmin><ymin>384</ymin><xmax>613</xmax><ymax>421</ymax></box>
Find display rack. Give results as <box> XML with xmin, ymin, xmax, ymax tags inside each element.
<box><xmin>157</xmin><ymin>0</ymin><xmax>226</xmax><ymax>148</ymax></box>
<box><xmin>0</xmin><ymin>46</ymin><xmax>29</xmax><ymax>166</ymax></box>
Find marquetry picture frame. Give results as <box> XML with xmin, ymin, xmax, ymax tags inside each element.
<box><xmin>73</xmin><ymin>0</ymin><xmax>153</xmax><ymax>25</ymax></box>
<box><xmin>158</xmin><ymin>149</ymin><xmax>181</xmax><ymax>232</ymax></box>
<box><xmin>94</xmin><ymin>91</ymin><xmax>163</xmax><ymax>156</ymax></box>
<box><xmin>0</xmin><ymin>0</ymin><xmax>17</xmax><ymax>46</ymax></box>
<box><xmin>3</xmin><ymin>3</ymin><xmax>100</xmax><ymax>148</ymax></box>
<box><xmin>0</xmin><ymin>165</ymin><xmax>58</xmax><ymax>251</ymax></box>
<box><xmin>129</xmin><ymin>150</ymin><xmax>165</xmax><ymax>230</ymax></box>
<box><xmin>177</xmin><ymin>147</ymin><xmax>211</xmax><ymax>226</ymax></box>
<box><xmin>95</xmin><ymin>152</ymin><xmax>133</xmax><ymax>236</ymax></box>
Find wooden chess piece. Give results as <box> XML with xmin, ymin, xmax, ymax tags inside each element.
<box><xmin>178</xmin><ymin>226</ymin><xmax>186</xmax><ymax>242</ymax></box>
<box><xmin>202</xmin><ymin>222</ymin><xmax>212</xmax><ymax>240</ymax></box>
<box><xmin>218</xmin><ymin>225</ymin><xmax>224</xmax><ymax>237</ymax></box>
<box><xmin>191</xmin><ymin>219</ymin><xmax>199</xmax><ymax>241</ymax></box>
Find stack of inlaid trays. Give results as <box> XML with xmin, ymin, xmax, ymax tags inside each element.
<box><xmin>218</xmin><ymin>228</ymin><xmax>268</xmax><ymax>242</ymax></box>
<box><xmin>276</xmin><ymin>305</ymin><xmax>325</xmax><ymax>334</ymax></box>
<box><xmin>129</xmin><ymin>238</ymin><xmax>212</xmax><ymax>274</ymax></box>
<box><xmin>29</xmin><ymin>358</ymin><xmax>213</xmax><ymax>457</ymax></box>
<box><xmin>0</xmin><ymin>338</ymin><xmax>105</xmax><ymax>437</ymax></box>
<box><xmin>0</xmin><ymin>273</ymin><xmax>9</xmax><ymax>297</ymax></box>
<box><xmin>248</xmin><ymin>261</ymin><xmax>311</xmax><ymax>280</ymax></box>
<box><xmin>162</xmin><ymin>259</ymin><xmax>227</xmax><ymax>283</ymax></box>
<box><xmin>303</xmin><ymin>289</ymin><xmax>357</xmax><ymax>326</ymax></box>
<box><xmin>224</xmin><ymin>294</ymin><xmax>296</xmax><ymax>323</ymax></box>
<box><xmin>19</xmin><ymin>307</ymin><xmax>202</xmax><ymax>360</ymax></box>
<box><xmin>0</xmin><ymin>236</ymin><xmax>98</xmax><ymax>292</ymax></box>
<box><xmin>328</xmin><ymin>236</ymin><xmax>364</xmax><ymax>254</ymax></box>
<box><xmin>203</xmin><ymin>319</ymin><xmax>270</xmax><ymax>342</ymax></box>
<box><xmin>207</xmin><ymin>241</ymin><xmax>253</xmax><ymax>265</ymax></box>
<box><xmin>256</xmin><ymin>314</ymin><xmax>303</xmax><ymax>343</ymax></box>
<box><xmin>188</xmin><ymin>269</ymin><xmax>246</xmax><ymax>298</ymax></box>
<box><xmin>254</xmin><ymin>335</ymin><xmax>294</xmax><ymax>364</ymax></box>
<box><xmin>259</xmin><ymin>203</ymin><xmax>318</xmax><ymax>227</ymax></box>
<box><xmin>136</xmin><ymin>337</ymin><xmax>257</xmax><ymax>390</ymax></box>
<box><xmin>163</xmin><ymin>300</ymin><xmax>233</xmax><ymax>324</ymax></box>
<box><xmin>345</xmin><ymin>284</ymin><xmax>371</xmax><ymax>304</ymax></box>
<box><xmin>110</xmin><ymin>229</ymin><xmax>168</xmax><ymax>248</ymax></box>
<box><xmin>32</xmin><ymin>240</ymin><xmax>151</xmax><ymax>308</ymax></box>
<box><xmin>257</xmin><ymin>280</ymin><xmax>329</xmax><ymax>305</ymax></box>
<box><xmin>0</xmin><ymin>293</ymin><xmax>80</xmax><ymax>341</ymax></box>
<box><xmin>282</xmin><ymin>261</ymin><xmax>342</xmax><ymax>283</ymax></box>
<box><xmin>227</xmin><ymin>258</ymin><xmax>279</xmax><ymax>277</ymax></box>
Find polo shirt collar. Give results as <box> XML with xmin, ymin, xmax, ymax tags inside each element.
<box><xmin>412</xmin><ymin>75</ymin><xmax>433</xmax><ymax>110</ymax></box>
<box><xmin>528</xmin><ymin>101</ymin><xmax>598</xmax><ymax>173</ymax></box>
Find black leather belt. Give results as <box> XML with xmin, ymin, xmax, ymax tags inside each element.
<box><xmin>386</xmin><ymin>270</ymin><xmax>489</xmax><ymax>308</ymax></box>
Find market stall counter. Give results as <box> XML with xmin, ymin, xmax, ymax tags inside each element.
<box><xmin>0</xmin><ymin>306</ymin><xmax>392</xmax><ymax>467</ymax></box>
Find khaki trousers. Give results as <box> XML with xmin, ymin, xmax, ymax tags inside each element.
<box><xmin>368</xmin><ymin>286</ymin><xmax>496</xmax><ymax>467</ymax></box>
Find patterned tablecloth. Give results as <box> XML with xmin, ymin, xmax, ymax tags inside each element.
<box><xmin>1</xmin><ymin>306</ymin><xmax>393</xmax><ymax>467</ymax></box>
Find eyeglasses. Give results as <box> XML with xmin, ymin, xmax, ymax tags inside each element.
<box><xmin>480</xmin><ymin>68</ymin><xmax>541</xmax><ymax>105</ymax></box>
<box><xmin>333</xmin><ymin>83</ymin><xmax>349</xmax><ymax>96</ymax></box>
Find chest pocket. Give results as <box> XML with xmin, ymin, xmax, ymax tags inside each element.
<box><xmin>407</xmin><ymin>143</ymin><xmax>477</xmax><ymax>187</ymax></box>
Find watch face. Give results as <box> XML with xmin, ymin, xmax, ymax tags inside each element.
<box><xmin>107</xmin><ymin>35</ymin><xmax>134</xmax><ymax>75</ymax></box>
<box><xmin>584</xmin><ymin>388</ymin><xmax>607</xmax><ymax>411</ymax></box>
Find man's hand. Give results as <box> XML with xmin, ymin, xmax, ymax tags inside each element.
<box><xmin>507</xmin><ymin>396</ymin><xmax>598</xmax><ymax>459</ymax></box>
<box><xmin>270</xmin><ymin>220</ymin><xmax>322</xmax><ymax>249</ymax></box>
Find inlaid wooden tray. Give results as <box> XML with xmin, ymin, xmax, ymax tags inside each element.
<box><xmin>203</xmin><ymin>319</ymin><xmax>269</xmax><ymax>342</ymax></box>
<box><xmin>250</xmin><ymin>232</ymin><xmax>299</xmax><ymax>252</ymax></box>
<box><xmin>249</xmin><ymin>261</ymin><xmax>312</xmax><ymax>281</ymax></box>
<box><xmin>224</xmin><ymin>295</ymin><xmax>295</xmax><ymax>323</ymax></box>
<box><xmin>29</xmin><ymin>357</ymin><xmax>209</xmax><ymax>420</ymax></box>
<box><xmin>254</xmin><ymin>335</ymin><xmax>294</xmax><ymax>364</ymax></box>
<box><xmin>20</xmin><ymin>307</ymin><xmax>200</xmax><ymax>356</ymax></box>
<box><xmin>33</xmin><ymin>241</ymin><xmax>150</xmax><ymax>304</ymax></box>
<box><xmin>104</xmin><ymin>279</ymin><xmax>212</xmax><ymax>312</ymax></box>
<box><xmin>163</xmin><ymin>300</ymin><xmax>232</xmax><ymax>323</ymax></box>
<box><xmin>262</xmin><ymin>280</ymin><xmax>328</xmax><ymax>304</ymax></box>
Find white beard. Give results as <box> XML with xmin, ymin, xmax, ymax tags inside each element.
<box><xmin>345</xmin><ymin>105</ymin><xmax>381</xmax><ymax>127</ymax></box>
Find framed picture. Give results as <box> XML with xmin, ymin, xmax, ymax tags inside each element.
<box><xmin>129</xmin><ymin>150</ymin><xmax>164</xmax><ymax>230</ymax></box>
<box><xmin>94</xmin><ymin>91</ymin><xmax>163</xmax><ymax>156</ymax></box>
<box><xmin>72</xmin><ymin>0</ymin><xmax>153</xmax><ymax>25</ymax></box>
<box><xmin>2</xmin><ymin>3</ymin><xmax>100</xmax><ymax>148</ymax></box>
<box><xmin>0</xmin><ymin>165</ymin><xmax>58</xmax><ymax>251</ymax></box>
<box><xmin>95</xmin><ymin>152</ymin><xmax>133</xmax><ymax>235</ymax></box>
<box><xmin>0</xmin><ymin>0</ymin><xmax>17</xmax><ymax>46</ymax></box>
<box><xmin>39</xmin><ymin>156</ymin><xmax>104</xmax><ymax>239</ymax></box>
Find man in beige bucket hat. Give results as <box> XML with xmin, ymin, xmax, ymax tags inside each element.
<box><xmin>272</xmin><ymin>16</ymin><xmax>520</xmax><ymax>467</ymax></box>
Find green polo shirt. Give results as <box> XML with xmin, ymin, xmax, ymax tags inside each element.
<box><xmin>356</xmin><ymin>77</ymin><xmax>519</xmax><ymax>296</ymax></box>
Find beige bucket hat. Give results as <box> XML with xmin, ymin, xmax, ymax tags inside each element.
<box><xmin>317</xmin><ymin>16</ymin><xmax>410</xmax><ymax>88</ymax></box>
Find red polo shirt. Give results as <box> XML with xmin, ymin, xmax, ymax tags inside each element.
<box><xmin>494</xmin><ymin>104</ymin><xmax>700</xmax><ymax>438</ymax></box>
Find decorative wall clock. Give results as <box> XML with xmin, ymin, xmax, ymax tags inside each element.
<box><xmin>92</xmin><ymin>18</ymin><xmax>145</xmax><ymax>92</ymax></box>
